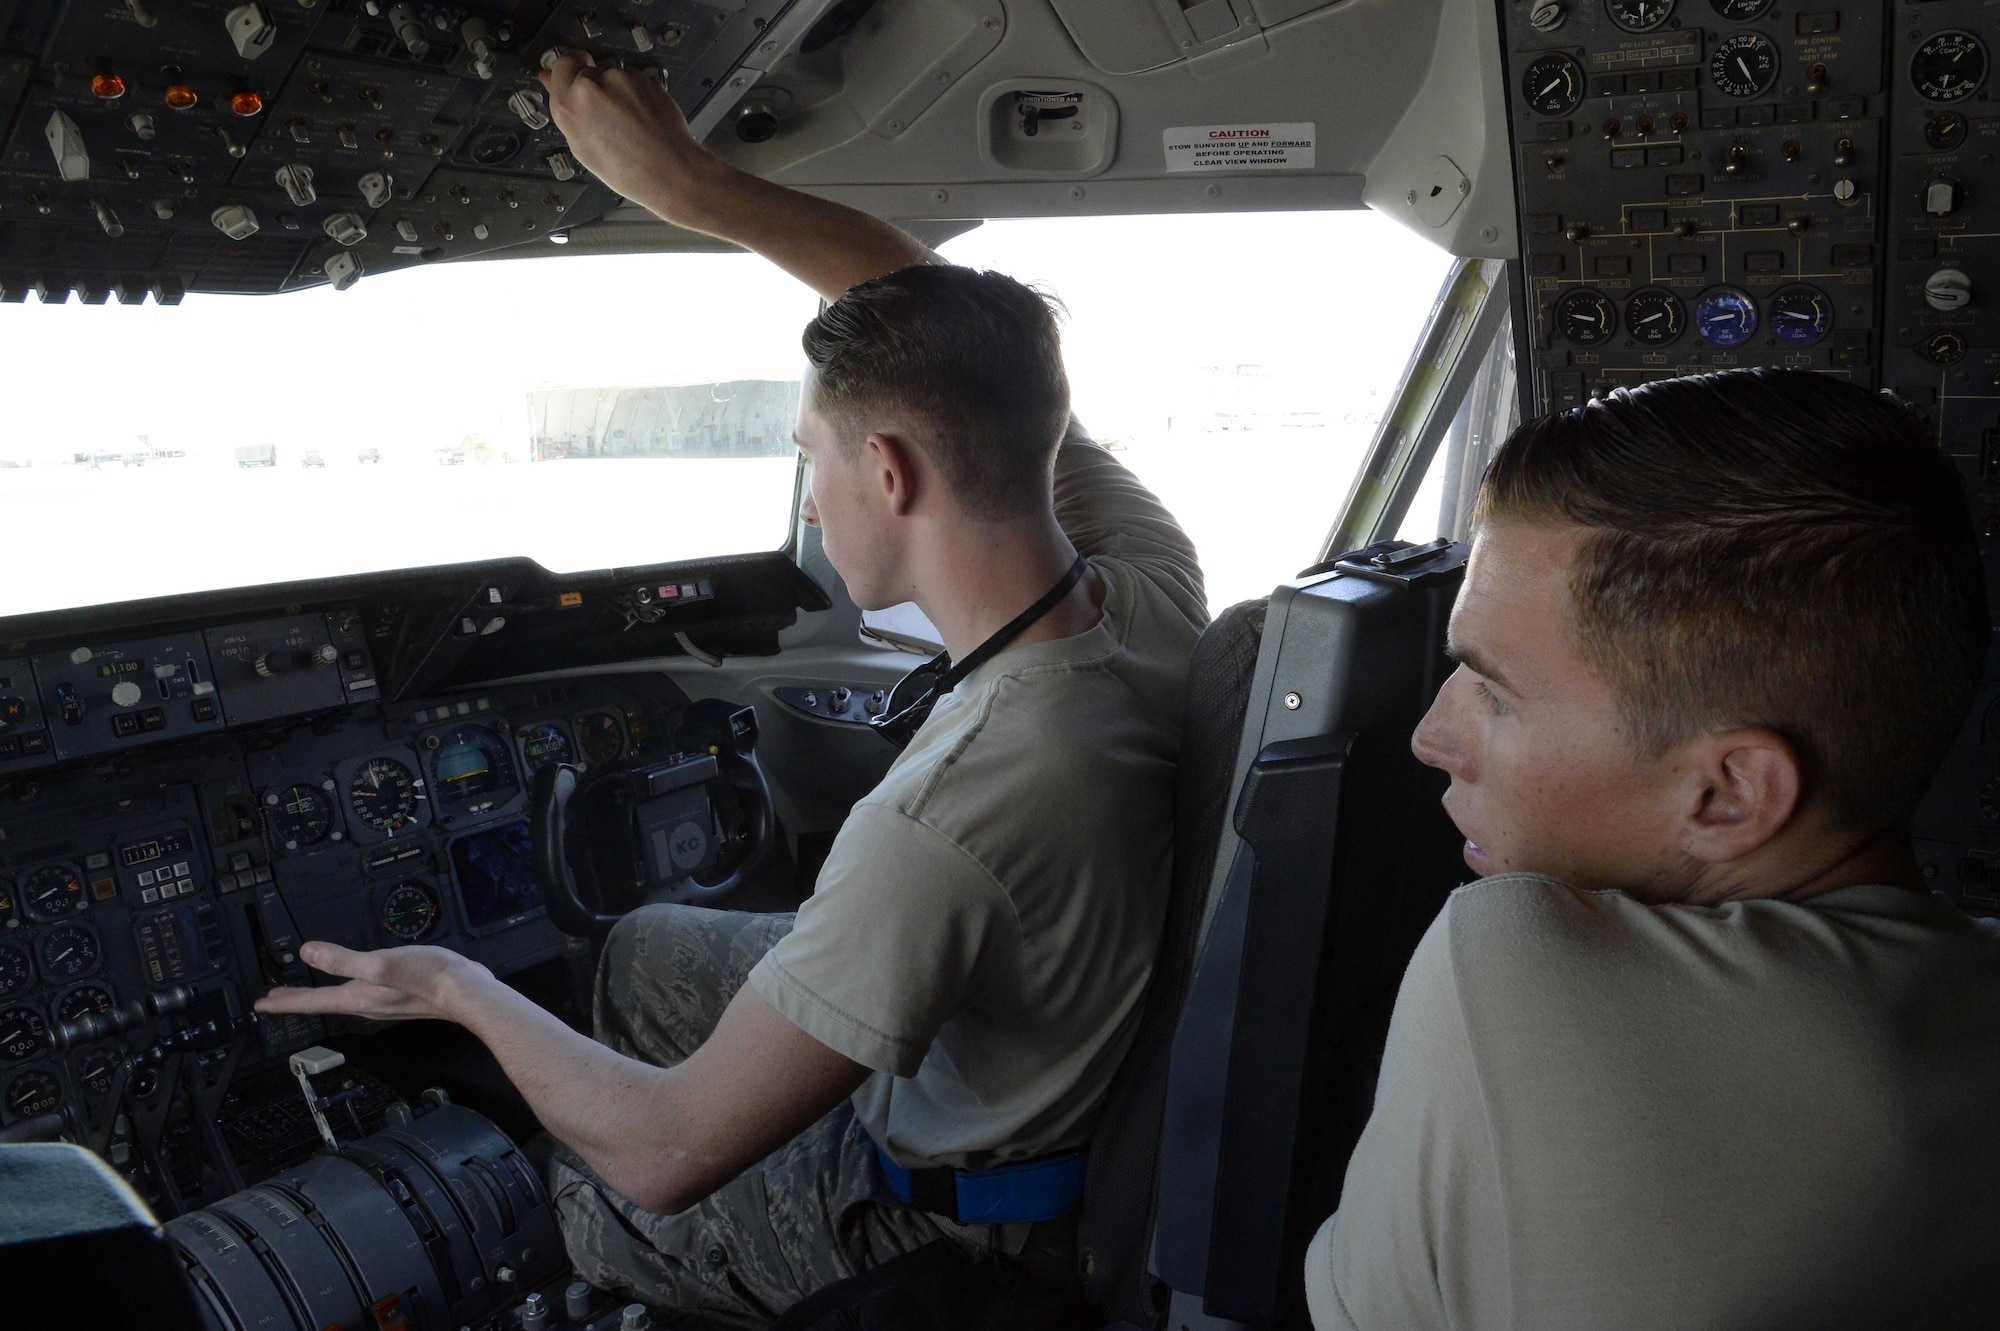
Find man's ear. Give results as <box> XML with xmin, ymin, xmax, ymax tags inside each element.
<box><xmin>1677</xmin><ymin>728</ymin><xmax>1803</xmax><ymax>863</ymax></box>
<box><xmin>863</xmin><ymin>432</ymin><xmax>923</xmax><ymax>518</ymax></box>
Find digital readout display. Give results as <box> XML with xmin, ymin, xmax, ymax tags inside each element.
<box><xmin>120</xmin><ymin>828</ymin><xmax>194</xmax><ymax>867</ymax></box>
<box><xmin>96</xmin><ymin>660</ymin><xmax>143</xmax><ymax>678</ymax></box>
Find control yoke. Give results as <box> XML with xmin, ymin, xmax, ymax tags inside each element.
<box><xmin>531</xmin><ymin>703</ymin><xmax>776</xmax><ymax>935</ymax></box>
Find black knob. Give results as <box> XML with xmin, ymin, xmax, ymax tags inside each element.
<box><xmin>0</xmin><ymin>695</ymin><xmax>24</xmax><ymax>732</ymax></box>
<box><xmin>735</xmin><ymin>102</ymin><xmax>779</xmax><ymax>144</ymax></box>
<box><xmin>253</xmin><ymin>650</ymin><xmax>297</xmax><ymax>678</ymax></box>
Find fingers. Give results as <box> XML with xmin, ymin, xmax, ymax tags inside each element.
<box><xmin>297</xmin><ymin>940</ymin><xmax>371</xmax><ymax>980</ymax></box>
<box><xmin>537</xmin><ymin>49</ymin><xmax>598</xmax><ymax>94</ymax></box>
<box><xmin>254</xmin><ymin>979</ymin><xmax>396</xmax><ymax>1017</ymax></box>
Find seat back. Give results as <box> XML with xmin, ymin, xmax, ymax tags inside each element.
<box><xmin>1106</xmin><ymin>540</ymin><xmax>1469</xmax><ymax>1328</ymax></box>
<box><xmin>1078</xmin><ymin>597</ymin><xmax>1268</xmax><ymax>1326</ymax></box>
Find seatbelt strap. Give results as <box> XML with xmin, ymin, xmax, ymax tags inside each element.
<box><xmin>873</xmin><ymin>1144</ymin><xmax>1087</xmax><ymax>1226</ymax></box>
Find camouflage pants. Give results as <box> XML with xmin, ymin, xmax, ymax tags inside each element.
<box><xmin>548</xmin><ymin>904</ymin><xmax>1073</xmax><ymax>1328</ymax></box>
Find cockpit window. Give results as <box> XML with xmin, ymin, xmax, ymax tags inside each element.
<box><xmin>0</xmin><ymin>250</ymin><xmax>819</xmax><ymax>619</ymax></box>
<box><xmin>938</xmin><ymin>211</ymin><xmax>1456</xmax><ymax>610</ymax></box>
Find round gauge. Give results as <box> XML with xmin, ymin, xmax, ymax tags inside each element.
<box><xmin>1606</xmin><ymin>0</ymin><xmax>1673</xmax><ymax>32</ymax></box>
<box><xmin>1708</xmin><ymin>0</ymin><xmax>1770</xmax><ymax>16</ymax></box>
<box><xmin>1768</xmin><ymin>285</ymin><xmax>1834</xmax><ymax>346</ymax></box>
<box><xmin>5</xmin><ymin>1068</ymin><xmax>59</xmax><ymax>1119</ymax></box>
<box><xmin>78</xmin><ymin>1046</ymin><xmax>120</xmax><ymax>1097</ymax></box>
<box><xmin>1552</xmin><ymin>289</ymin><xmax>1618</xmax><ymax>346</ymax></box>
<box><xmin>1521</xmin><ymin>53</ymin><xmax>1585</xmax><ymax>118</ymax></box>
<box><xmin>517</xmin><ymin>722</ymin><xmax>573</xmax><ymax>777</ymax></box>
<box><xmin>21</xmin><ymin>866</ymin><xmax>84</xmax><ymax>922</ymax></box>
<box><xmin>0</xmin><ymin>884</ymin><xmax>15</xmax><ymax>931</ymax></box>
<box><xmin>1710</xmin><ymin>33</ymin><xmax>1778</xmax><ymax>98</ymax></box>
<box><xmin>576</xmin><ymin>711</ymin><xmax>626</xmax><ymax>766</ymax></box>
<box><xmin>0</xmin><ymin>1007</ymin><xmax>48</xmax><ymax>1062</ymax></box>
<box><xmin>378</xmin><ymin>881</ymin><xmax>440</xmax><ymax>942</ymax></box>
<box><xmin>35</xmin><ymin>925</ymin><xmax>98</xmax><ymax>983</ymax></box>
<box><xmin>1693</xmin><ymin>287</ymin><xmax>1759</xmax><ymax>347</ymax></box>
<box><xmin>56</xmin><ymin>985</ymin><xmax>113</xmax><ymax>1024</ymax></box>
<box><xmin>1924</xmin><ymin>330</ymin><xmax>1967</xmax><ymax>365</ymax></box>
<box><xmin>1912</xmin><ymin>31</ymin><xmax>1987</xmax><ymax>103</ymax></box>
<box><xmin>1927</xmin><ymin>114</ymin><xmax>1969</xmax><ymax>151</ymax></box>
<box><xmin>267</xmin><ymin>783</ymin><xmax>335</xmax><ymax>850</ymax></box>
<box><xmin>1624</xmin><ymin>288</ymin><xmax>1686</xmax><ymax>345</ymax></box>
<box><xmin>349</xmin><ymin>757</ymin><xmax>421</xmax><ymax>833</ymax></box>
<box><xmin>0</xmin><ymin>944</ymin><xmax>28</xmax><ymax>1000</ymax></box>
<box><xmin>429</xmin><ymin>726</ymin><xmax>518</xmax><ymax>806</ymax></box>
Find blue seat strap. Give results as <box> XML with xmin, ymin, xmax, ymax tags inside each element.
<box><xmin>873</xmin><ymin>1143</ymin><xmax>1087</xmax><ymax>1225</ymax></box>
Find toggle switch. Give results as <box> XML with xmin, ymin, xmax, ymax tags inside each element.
<box><xmin>546</xmin><ymin>151</ymin><xmax>577</xmax><ymax>181</ymax></box>
<box><xmin>357</xmin><ymin>170</ymin><xmax>393</xmax><ymax>207</ymax></box>
<box><xmin>323</xmin><ymin>250</ymin><xmax>362</xmax><ymax>291</ymax></box>
<box><xmin>275</xmin><ymin>163</ymin><xmax>315</xmax><ymax>206</ymax></box>
<box><xmin>91</xmin><ymin>199</ymin><xmax>123</xmax><ymax>237</ymax></box>
<box><xmin>396</xmin><ymin>219</ymin><xmax>420</xmax><ymax>242</ymax></box>
<box><xmin>211</xmin><ymin>204</ymin><xmax>260</xmax><ymax>240</ymax></box>
<box><xmin>387</xmin><ymin>2</ymin><xmax>429</xmax><ymax>55</ymax></box>
<box><xmin>323</xmin><ymin>211</ymin><xmax>367</xmax><ymax>246</ymax></box>
<box><xmin>44</xmin><ymin>111</ymin><xmax>89</xmax><ymax>182</ymax></box>
<box><xmin>128</xmin><ymin>112</ymin><xmax>157</xmax><ymax>139</ymax></box>
<box><xmin>463</xmin><ymin>18</ymin><xmax>497</xmax><ymax>79</ymax></box>
<box><xmin>225</xmin><ymin>3</ymin><xmax>276</xmax><ymax>60</ymax></box>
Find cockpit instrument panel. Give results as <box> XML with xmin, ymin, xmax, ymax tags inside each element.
<box><xmin>0</xmin><ymin>1</ymin><xmax>793</xmax><ymax>299</ymax></box>
<box><xmin>0</xmin><ymin>663</ymin><xmax>698</xmax><ymax>1216</ymax></box>
<box><xmin>1494</xmin><ymin>0</ymin><xmax>2000</xmax><ymax>917</ymax></box>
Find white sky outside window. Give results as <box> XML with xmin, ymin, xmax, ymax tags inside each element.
<box><xmin>938</xmin><ymin>212</ymin><xmax>1454</xmax><ymax>612</ymax></box>
<box><xmin>0</xmin><ymin>209</ymin><xmax>1450</xmax><ymax>621</ymax></box>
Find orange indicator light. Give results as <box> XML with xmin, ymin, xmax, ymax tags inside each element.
<box><xmin>230</xmin><ymin>90</ymin><xmax>264</xmax><ymax>116</ymax></box>
<box><xmin>164</xmin><ymin>84</ymin><xmax>198</xmax><ymax>109</ymax></box>
<box><xmin>91</xmin><ymin>74</ymin><xmax>127</xmax><ymax>99</ymax></box>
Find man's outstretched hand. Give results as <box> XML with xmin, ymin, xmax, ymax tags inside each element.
<box><xmin>255</xmin><ymin>941</ymin><xmax>492</xmax><ymax>1024</ymax></box>
<box><xmin>537</xmin><ymin>51</ymin><xmax>718</xmax><ymax>227</ymax></box>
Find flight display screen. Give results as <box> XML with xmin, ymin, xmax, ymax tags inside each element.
<box><xmin>450</xmin><ymin>821</ymin><xmax>543</xmax><ymax>933</ymax></box>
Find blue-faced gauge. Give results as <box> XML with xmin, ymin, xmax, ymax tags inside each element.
<box><xmin>35</xmin><ymin>925</ymin><xmax>98</xmax><ymax>982</ymax></box>
<box><xmin>0</xmin><ymin>944</ymin><xmax>28</xmax><ymax>1001</ymax></box>
<box><xmin>0</xmin><ymin>1006</ymin><xmax>47</xmax><ymax>1062</ymax></box>
<box><xmin>1768</xmin><ymin>285</ymin><xmax>1834</xmax><ymax>346</ymax></box>
<box><xmin>1693</xmin><ymin>287</ymin><xmax>1758</xmax><ymax>347</ymax></box>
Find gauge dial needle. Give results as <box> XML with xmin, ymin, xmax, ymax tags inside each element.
<box><xmin>1540</xmin><ymin>76</ymin><xmax>1564</xmax><ymax>97</ymax></box>
<box><xmin>1578</xmin><ymin>310</ymin><xmax>1602</xmax><ymax>323</ymax></box>
<box><xmin>1737</xmin><ymin>56</ymin><xmax>1755</xmax><ymax>82</ymax></box>
<box><xmin>47</xmin><ymin>946</ymin><xmax>72</xmax><ymax>964</ymax></box>
<box><xmin>1639</xmin><ymin>312</ymin><xmax>1663</xmax><ymax>324</ymax></box>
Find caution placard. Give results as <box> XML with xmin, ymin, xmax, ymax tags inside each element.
<box><xmin>1163</xmin><ymin>123</ymin><xmax>1316</xmax><ymax>173</ymax></box>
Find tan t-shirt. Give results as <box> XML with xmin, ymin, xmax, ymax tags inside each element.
<box><xmin>1307</xmin><ymin>873</ymin><xmax>2000</xmax><ymax>1330</ymax></box>
<box><xmin>748</xmin><ymin>439</ymin><xmax>1208</xmax><ymax>1170</ymax></box>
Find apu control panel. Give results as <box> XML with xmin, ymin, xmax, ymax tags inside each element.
<box><xmin>1495</xmin><ymin>0</ymin><xmax>2000</xmax><ymax>918</ymax></box>
<box><xmin>0</xmin><ymin>0</ymin><xmax>792</xmax><ymax>299</ymax></box>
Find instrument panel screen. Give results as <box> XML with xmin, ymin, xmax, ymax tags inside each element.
<box><xmin>450</xmin><ymin>822</ymin><xmax>543</xmax><ymax>934</ymax></box>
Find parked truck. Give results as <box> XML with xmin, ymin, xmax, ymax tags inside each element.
<box><xmin>234</xmin><ymin>445</ymin><xmax>277</xmax><ymax>468</ymax></box>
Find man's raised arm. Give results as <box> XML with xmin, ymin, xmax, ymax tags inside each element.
<box><xmin>538</xmin><ymin>54</ymin><xmax>937</xmax><ymax>301</ymax></box>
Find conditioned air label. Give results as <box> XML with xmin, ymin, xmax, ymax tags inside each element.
<box><xmin>1163</xmin><ymin>123</ymin><xmax>1316</xmax><ymax>172</ymax></box>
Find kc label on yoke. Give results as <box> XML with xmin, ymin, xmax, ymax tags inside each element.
<box><xmin>1163</xmin><ymin>123</ymin><xmax>1316</xmax><ymax>173</ymax></box>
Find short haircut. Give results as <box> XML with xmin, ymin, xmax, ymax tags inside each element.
<box><xmin>801</xmin><ymin>264</ymin><xmax>1070</xmax><ymax>520</ymax></box>
<box><xmin>1476</xmin><ymin>368</ymin><xmax>1988</xmax><ymax>832</ymax></box>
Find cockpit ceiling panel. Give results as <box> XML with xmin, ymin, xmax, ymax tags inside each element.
<box><xmin>0</xmin><ymin>0</ymin><xmax>796</xmax><ymax>300</ymax></box>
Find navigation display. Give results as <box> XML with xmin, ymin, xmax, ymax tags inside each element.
<box><xmin>450</xmin><ymin>822</ymin><xmax>543</xmax><ymax>933</ymax></box>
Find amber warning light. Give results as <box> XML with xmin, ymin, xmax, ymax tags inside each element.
<box><xmin>230</xmin><ymin>91</ymin><xmax>264</xmax><ymax>116</ymax></box>
<box><xmin>91</xmin><ymin>74</ymin><xmax>126</xmax><ymax>100</ymax></box>
<box><xmin>165</xmin><ymin>84</ymin><xmax>198</xmax><ymax>109</ymax></box>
